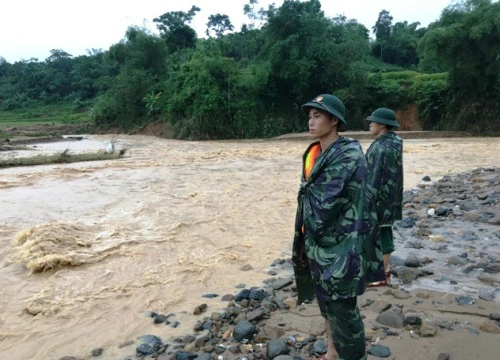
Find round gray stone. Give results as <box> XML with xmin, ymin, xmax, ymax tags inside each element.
<box><xmin>369</xmin><ymin>344</ymin><xmax>391</xmax><ymax>358</ymax></box>
<box><xmin>376</xmin><ymin>311</ymin><xmax>405</xmax><ymax>328</ymax></box>
<box><xmin>405</xmin><ymin>255</ymin><xmax>421</xmax><ymax>268</ymax></box>
<box><xmin>233</xmin><ymin>320</ymin><xmax>257</xmax><ymax>342</ymax></box>
<box><xmin>267</xmin><ymin>338</ymin><xmax>289</xmax><ymax>359</ymax></box>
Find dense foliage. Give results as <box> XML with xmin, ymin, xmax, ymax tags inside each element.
<box><xmin>0</xmin><ymin>0</ymin><xmax>498</xmax><ymax>138</ymax></box>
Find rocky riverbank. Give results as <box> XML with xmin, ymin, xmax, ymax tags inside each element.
<box><xmin>394</xmin><ymin>167</ymin><xmax>500</xmax><ymax>300</ymax></box>
<box><xmin>53</xmin><ymin>168</ymin><xmax>500</xmax><ymax>360</ymax></box>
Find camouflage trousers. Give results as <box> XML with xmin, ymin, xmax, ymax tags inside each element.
<box><xmin>380</xmin><ymin>226</ymin><xmax>395</xmax><ymax>254</ymax></box>
<box><xmin>320</xmin><ymin>297</ymin><xmax>366</xmax><ymax>360</ymax></box>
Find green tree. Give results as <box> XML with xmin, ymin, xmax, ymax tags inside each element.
<box><xmin>418</xmin><ymin>0</ymin><xmax>500</xmax><ymax>132</ymax></box>
<box><xmin>372</xmin><ymin>9</ymin><xmax>393</xmax><ymax>60</ymax></box>
<box><xmin>206</xmin><ymin>14</ymin><xmax>234</xmax><ymax>37</ymax></box>
<box><xmin>165</xmin><ymin>52</ymin><xmax>239</xmax><ymax>139</ymax></box>
<box><xmin>419</xmin><ymin>0</ymin><xmax>500</xmax><ymax>96</ymax></box>
<box><xmin>217</xmin><ymin>27</ymin><xmax>264</xmax><ymax>64</ymax></box>
<box><xmin>331</xmin><ymin>15</ymin><xmax>370</xmax><ymax>43</ymax></box>
<box><xmin>373</xmin><ymin>21</ymin><xmax>425</xmax><ymax>67</ymax></box>
<box><xmin>46</xmin><ymin>49</ymin><xmax>73</xmax><ymax>62</ymax></box>
<box><xmin>91</xmin><ymin>69</ymin><xmax>155</xmax><ymax>128</ymax></box>
<box><xmin>153</xmin><ymin>5</ymin><xmax>200</xmax><ymax>52</ymax></box>
<box><xmin>90</xmin><ymin>27</ymin><xmax>168</xmax><ymax>128</ymax></box>
<box><xmin>0</xmin><ymin>50</ymin><xmax>119</xmax><ymax>108</ymax></box>
<box><xmin>70</xmin><ymin>51</ymin><xmax>119</xmax><ymax>101</ymax></box>
<box><xmin>45</xmin><ymin>49</ymin><xmax>75</xmax><ymax>101</ymax></box>
<box><xmin>243</xmin><ymin>0</ymin><xmax>260</xmax><ymax>29</ymax></box>
<box><xmin>108</xmin><ymin>27</ymin><xmax>168</xmax><ymax>77</ymax></box>
<box><xmin>390</xmin><ymin>21</ymin><xmax>424</xmax><ymax>67</ymax></box>
<box><xmin>261</xmin><ymin>0</ymin><xmax>369</xmax><ymax>126</ymax></box>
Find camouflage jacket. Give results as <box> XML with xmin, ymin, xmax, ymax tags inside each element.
<box><xmin>365</xmin><ymin>132</ymin><xmax>403</xmax><ymax>226</ymax></box>
<box><xmin>292</xmin><ymin>137</ymin><xmax>384</xmax><ymax>304</ymax></box>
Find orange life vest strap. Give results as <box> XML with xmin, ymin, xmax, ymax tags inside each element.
<box><xmin>304</xmin><ymin>143</ymin><xmax>321</xmax><ymax>181</ymax></box>
<box><xmin>302</xmin><ymin>144</ymin><xmax>321</xmax><ymax>234</ymax></box>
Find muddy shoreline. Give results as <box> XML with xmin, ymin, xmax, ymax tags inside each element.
<box><xmin>5</xmin><ymin>130</ymin><xmax>472</xmax><ymax>146</ymax></box>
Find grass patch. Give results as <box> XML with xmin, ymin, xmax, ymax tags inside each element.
<box><xmin>0</xmin><ymin>102</ymin><xmax>90</xmax><ymax>126</ymax></box>
<box><xmin>0</xmin><ymin>101</ymin><xmax>94</xmax><ymax>138</ymax></box>
<box><xmin>414</xmin><ymin>72</ymin><xmax>448</xmax><ymax>82</ymax></box>
<box><xmin>381</xmin><ymin>71</ymin><xmax>421</xmax><ymax>80</ymax></box>
<box><xmin>0</xmin><ymin>149</ymin><xmax>125</xmax><ymax>168</ymax></box>
<box><xmin>363</xmin><ymin>56</ymin><xmax>408</xmax><ymax>72</ymax></box>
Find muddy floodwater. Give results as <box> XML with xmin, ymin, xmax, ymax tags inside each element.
<box><xmin>0</xmin><ymin>135</ymin><xmax>499</xmax><ymax>359</ymax></box>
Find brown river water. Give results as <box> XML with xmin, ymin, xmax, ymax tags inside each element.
<box><xmin>0</xmin><ymin>135</ymin><xmax>499</xmax><ymax>360</ymax></box>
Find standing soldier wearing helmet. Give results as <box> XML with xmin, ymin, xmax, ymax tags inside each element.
<box><xmin>365</xmin><ymin>108</ymin><xmax>404</xmax><ymax>287</ymax></box>
<box><xmin>292</xmin><ymin>94</ymin><xmax>384</xmax><ymax>360</ymax></box>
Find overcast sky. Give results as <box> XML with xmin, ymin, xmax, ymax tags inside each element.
<box><xmin>0</xmin><ymin>0</ymin><xmax>455</xmax><ymax>63</ymax></box>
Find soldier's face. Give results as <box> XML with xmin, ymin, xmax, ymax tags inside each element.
<box><xmin>308</xmin><ymin>109</ymin><xmax>336</xmax><ymax>138</ymax></box>
<box><xmin>369</xmin><ymin>121</ymin><xmax>386</xmax><ymax>136</ymax></box>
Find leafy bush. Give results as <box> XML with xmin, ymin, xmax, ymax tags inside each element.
<box><xmin>90</xmin><ymin>69</ymin><xmax>154</xmax><ymax>129</ymax></box>
<box><xmin>2</xmin><ymin>93</ymin><xmax>31</xmax><ymax>110</ymax></box>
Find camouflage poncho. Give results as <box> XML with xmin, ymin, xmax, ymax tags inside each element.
<box><xmin>365</xmin><ymin>132</ymin><xmax>403</xmax><ymax>226</ymax></box>
<box><xmin>292</xmin><ymin>137</ymin><xmax>384</xmax><ymax>304</ymax></box>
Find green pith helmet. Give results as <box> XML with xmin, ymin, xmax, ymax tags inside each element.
<box><xmin>366</xmin><ymin>108</ymin><xmax>400</xmax><ymax>128</ymax></box>
<box><xmin>301</xmin><ymin>94</ymin><xmax>347</xmax><ymax>132</ymax></box>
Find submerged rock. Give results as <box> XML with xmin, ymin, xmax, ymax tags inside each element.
<box><xmin>193</xmin><ymin>304</ymin><xmax>208</xmax><ymax>315</ymax></box>
<box><xmin>369</xmin><ymin>345</ymin><xmax>391</xmax><ymax>358</ymax></box>
<box><xmin>138</xmin><ymin>335</ymin><xmax>162</xmax><ymax>351</ymax></box>
<box><xmin>397</xmin><ymin>217</ymin><xmax>417</xmax><ymax>228</ymax></box>
<box><xmin>202</xmin><ymin>293</ymin><xmax>219</xmax><ymax>299</ymax></box>
<box><xmin>480</xmin><ymin>320</ymin><xmax>500</xmax><ymax>334</ymax></box>
<box><xmin>175</xmin><ymin>352</ymin><xmax>198</xmax><ymax>360</ymax></box>
<box><xmin>456</xmin><ymin>296</ymin><xmax>475</xmax><ymax>305</ymax></box>
<box><xmin>136</xmin><ymin>344</ymin><xmax>155</xmax><ymax>356</ymax></box>
<box><xmin>490</xmin><ymin>313</ymin><xmax>500</xmax><ymax>321</ymax></box>
<box><xmin>91</xmin><ymin>348</ymin><xmax>103</xmax><ymax>357</ymax></box>
<box><xmin>448</xmin><ymin>256</ymin><xmax>468</xmax><ymax>266</ymax></box>
<box><xmin>154</xmin><ymin>314</ymin><xmax>170</xmax><ymax>324</ymax></box>
<box><xmin>419</xmin><ymin>322</ymin><xmax>437</xmax><ymax>337</ymax></box>
<box><xmin>404</xmin><ymin>315</ymin><xmax>422</xmax><ymax>326</ymax></box>
<box><xmin>394</xmin><ymin>267</ymin><xmax>421</xmax><ymax>282</ymax></box>
<box><xmin>221</xmin><ymin>294</ymin><xmax>235</xmax><ymax>301</ymax></box>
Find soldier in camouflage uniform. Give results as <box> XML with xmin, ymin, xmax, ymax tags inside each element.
<box><xmin>365</xmin><ymin>108</ymin><xmax>404</xmax><ymax>286</ymax></box>
<box><xmin>292</xmin><ymin>94</ymin><xmax>384</xmax><ymax>360</ymax></box>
